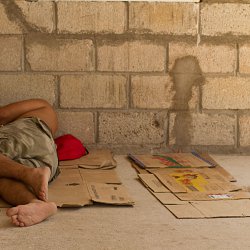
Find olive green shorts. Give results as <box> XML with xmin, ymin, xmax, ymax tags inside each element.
<box><xmin>0</xmin><ymin>117</ymin><xmax>59</xmax><ymax>182</ymax></box>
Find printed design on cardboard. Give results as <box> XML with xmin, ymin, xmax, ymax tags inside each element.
<box><xmin>153</xmin><ymin>155</ymin><xmax>185</xmax><ymax>167</ymax></box>
<box><xmin>128</xmin><ymin>152</ymin><xmax>214</xmax><ymax>169</ymax></box>
<box><xmin>170</xmin><ymin>170</ymin><xmax>208</xmax><ymax>192</ymax></box>
<box><xmin>208</xmin><ymin>194</ymin><xmax>232</xmax><ymax>199</ymax></box>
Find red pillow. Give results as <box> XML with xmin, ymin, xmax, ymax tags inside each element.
<box><xmin>54</xmin><ymin>134</ymin><xmax>88</xmax><ymax>161</ymax></box>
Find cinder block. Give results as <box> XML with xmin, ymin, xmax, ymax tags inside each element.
<box><xmin>0</xmin><ymin>74</ymin><xmax>56</xmax><ymax>105</ymax></box>
<box><xmin>129</xmin><ymin>3</ymin><xmax>198</xmax><ymax>35</ymax></box>
<box><xmin>98</xmin><ymin>41</ymin><xmax>165</xmax><ymax>72</ymax></box>
<box><xmin>57</xmin><ymin>111</ymin><xmax>95</xmax><ymax>144</ymax></box>
<box><xmin>239</xmin><ymin>44</ymin><xmax>250</xmax><ymax>74</ymax></box>
<box><xmin>0</xmin><ymin>1</ymin><xmax>54</xmax><ymax>34</ymax></box>
<box><xmin>201</xmin><ymin>3</ymin><xmax>250</xmax><ymax>36</ymax></box>
<box><xmin>202</xmin><ymin>77</ymin><xmax>250</xmax><ymax>109</ymax></box>
<box><xmin>60</xmin><ymin>75</ymin><xmax>127</xmax><ymax>108</ymax></box>
<box><xmin>169</xmin><ymin>42</ymin><xmax>236</xmax><ymax>74</ymax></box>
<box><xmin>57</xmin><ymin>2</ymin><xmax>126</xmax><ymax>34</ymax></box>
<box><xmin>169</xmin><ymin>112</ymin><xmax>235</xmax><ymax>145</ymax></box>
<box><xmin>239</xmin><ymin>114</ymin><xmax>250</xmax><ymax>147</ymax></box>
<box><xmin>131</xmin><ymin>76</ymin><xmax>174</xmax><ymax>109</ymax></box>
<box><xmin>0</xmin><ymin>36</ymin><xmax>22</xmax><ymax>71</ymax></box>
<box><xmin>26</xmin><ymin>38</ymin><xmax>95</xmax><ymax>71</ymax></box>
<box><xmin>99</xmin><ymin>111</ymin><xmax>166</xmax><ymax>144</ymax></box>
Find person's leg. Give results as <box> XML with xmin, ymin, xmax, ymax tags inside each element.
<box><xmin>0</xmin><ymin>153</ymin><xmax>51</xmax><ymax>201</ymax></box>
<box><xmin>0</xmin><ymin>178</ymin><xmax>57</xmax><ymax>227</ymax></box>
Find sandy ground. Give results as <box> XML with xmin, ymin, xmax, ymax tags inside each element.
<box><xmin>1</xmin><ymin>155</ymin><xmax>250</xmax><ymax>250</ymax></box>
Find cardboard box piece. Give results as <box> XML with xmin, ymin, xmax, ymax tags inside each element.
<box><xmin>130</xmin><ymin>152</ymin><xmax>250</xmax><ymax>218</ymax></box>
<box><xmin>60</xmin><ymin>149</ymin><xmax>117</xmax><ymax>170</ymax></box>
<box><xmin>0</xmin><ymin>150</ymin><xmax>134</xmax><ymax>208</ymax></box>
<box><xmin>48</xmin><ymin>167</ymin><xmax>134</xmax><ymax>207</ymax></box>
<box><xmin>152</xmin><ymin>168</ymin><xmax>240</xmax><ymax>195</ymax></box>
<box><xmin>128</xmin><ymin>152</ymin><xmax>214</xmax><ymax>169</ymax></box>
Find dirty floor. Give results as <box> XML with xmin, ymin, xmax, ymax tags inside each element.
<box><xmin>1</xmin><ymin>155</ymin><xmax>250</xmax><ymax>250</ymax></box>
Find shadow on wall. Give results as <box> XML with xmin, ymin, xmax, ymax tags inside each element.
<box><xmin>170</xmin><ymin>56</ymin><xmax>205</xmax><ymax>147</ymax></box>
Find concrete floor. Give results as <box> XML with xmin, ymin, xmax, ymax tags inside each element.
<box><xmin>1</xmin><ymin>155</ymin><xmax>250</xmax><ymax>250</ymax></box>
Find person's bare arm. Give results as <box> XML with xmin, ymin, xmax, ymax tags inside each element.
<box><xmin>0</xmin><ymin>99</ymin><xmax>49</xmax><ymax>125</ymax></box>
<box><xmin>0</xmin><ymin>99</ymin><xmax>58</xmax><ymax>136</ymax></box>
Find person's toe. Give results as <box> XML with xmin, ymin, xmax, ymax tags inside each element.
<box><xmin>39</xmin><ymin>191</ymin><xmax>47</xmax><ymax>201</ymax></box>
<box><xmin>11</xmin><ymin>215</ymin><xmax>20</xmax><ymax>226</ymax></box>
<box><xmin>6</xmin><ymin>207</ymin><xmax>18</xmax><ymax>217</ymax></box>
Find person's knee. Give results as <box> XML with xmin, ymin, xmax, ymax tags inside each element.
<box><xmin>0</xmin><ymin>178</ymin><xmax>9</xmax><ymax>194</ymax></box>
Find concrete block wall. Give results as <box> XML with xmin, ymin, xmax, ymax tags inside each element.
<box><xmin>1</xmin><ymin>0</ymin><xmax>250</xmax><ymax>154</ymax></box>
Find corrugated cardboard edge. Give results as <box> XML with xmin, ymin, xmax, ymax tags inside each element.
<box><xmin>153</xmin><ymin>192</ymin><xmax>188</xmax><ymax>205</ymax></box>
<box><xmin>191</xmin><ymin>200</ymin><xmax>250</xmax><ymax>218</ymax></box>
<box><xmin>59</xmin><ymin>149</ymin><xmax>117</xmax><ymax>168</ymax></box>
<box><xmin>130</xmin><ymin>162</ymin><xmax>148</xmax><ymax>174</ymax></box>
<box><xmin>138</xmin><ymin>173</ymin><xmax>170</xmax><ymax>193</ymax></box>
<box><xmin>165</xmin><ymin>204</ymin><xmax>205</xmax><ymax>219</ymax></box>
<box><xmin>86</xmin><ymin>182</ymin><xmax>134</xmax><ymax>206</ymax></box>
<box><xmin>196</xmin><ymin>152</ymin><xmax>236</xmax><ymax>182</ymax></box>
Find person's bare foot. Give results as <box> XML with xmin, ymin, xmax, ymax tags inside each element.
<box><xmin>6</xmin><ymin>200</ymin><xmax>57</xmax><ymax>227</ymax></box>
<box><xmin>24</xmin><ymin>167</ymin><xmax>51</xmax><ymax>201</ymax></box>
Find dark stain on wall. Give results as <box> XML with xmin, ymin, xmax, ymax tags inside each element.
<box><xmin>170</xmin><ymin>56</ymin><xmax>204</xmax><ymax>146</ymax></box>
<box><xmin>1</xmin><ymin>0</ymin><xmax>45</xmax><ymax>33</ymax></box>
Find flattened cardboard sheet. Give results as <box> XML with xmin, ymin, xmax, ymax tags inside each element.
<box><xmin>153</xmin><ymin>168</ymin><xmax>240</xmax><ymax>195</ymax></box>
<box><xmin>154</xmin><ymin>171</ymin><xmax>187</xmax><ymax>193</ymax></box>
<box><xmin>80</xmin><ymin>169</ymin><xmax>121</xmax><ymax>184</ymax></box>
<box><xmin>131</xmin><ymin>152</ymin><xmax>250</xmax><ymax>218</ymax></box>
<box><xmin>215</xmin><ymin>166</ymin><xmax>236</xmax><ymax>182</ymax></box>
<box><xmin>138</xmin><ymin>174</ymin><xmax>170</xmax><ymax>193</ymax></box>
<box><xmin>165</xmin><ymin>204</ymin><xmax>205</xmax><ymax>219</ymax></box>
<box><xmin>237</xmin><ymin>199</ymin><xmax>250</xmax><ymax>216</ymax></box>
<box><xmin>191</xmin><ymin>200</ymin><xmax>246</xmax><ymax>218</ymax></box>
<box><xmin>177</xmin><ymin>191</ymin><xmax>250</xmax><ymax>201</ymax></box>
<box><xmin>59</xmin><ymin>149</ymin><xmax>117</xmax><ymax>169</ymax></box>
<box><xmin>130</xmin><ymin>162</ymin><xmax>148</xmax><ymax>174</ymax></box>
<box><xmin>87</xmin><ymin>182</ymin><xmax>134</xmax><ymax>205</ymax></box>
<box><xmin>48</xmin><ymin>168</ymin><xmax>92</xmax><ymax>207</ymax></box>
<box><xmin>59</xmin><ymin>164</ymin><xmax>78</xmax><ymax>169</ymax></box>
<box><xmin>153</xmin><ymin>192</ymin><xmax>187</xmax><ymax>205</ymax></box>
<box><xmin>194</xmin><ymin>152</ymin><xmax>236</xmax><ymax>182</ymax></box>
<box><xmin>49</xmin><ymin>167</ymin><xmax>133</xmax><ymax>207</ymax></box>
<box><xmin>128</xmin><ymin>153</ymin><xmax>213</xmax><ymax>169</ymax></box>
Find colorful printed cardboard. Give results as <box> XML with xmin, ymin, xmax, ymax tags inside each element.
<box><xmin>152</xmin><ymin>168</ymin><xmax>240</xmax><ymax>195</ymax></box>
<box><xmin>133</xmin><ymin>153</ymin><xmax>250</xmax><ymax>218</ymax></box>
<box><xmin>128</xmin><ymin>152</ymin><xmax>214</xmax><ymax>169</ymax></box>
